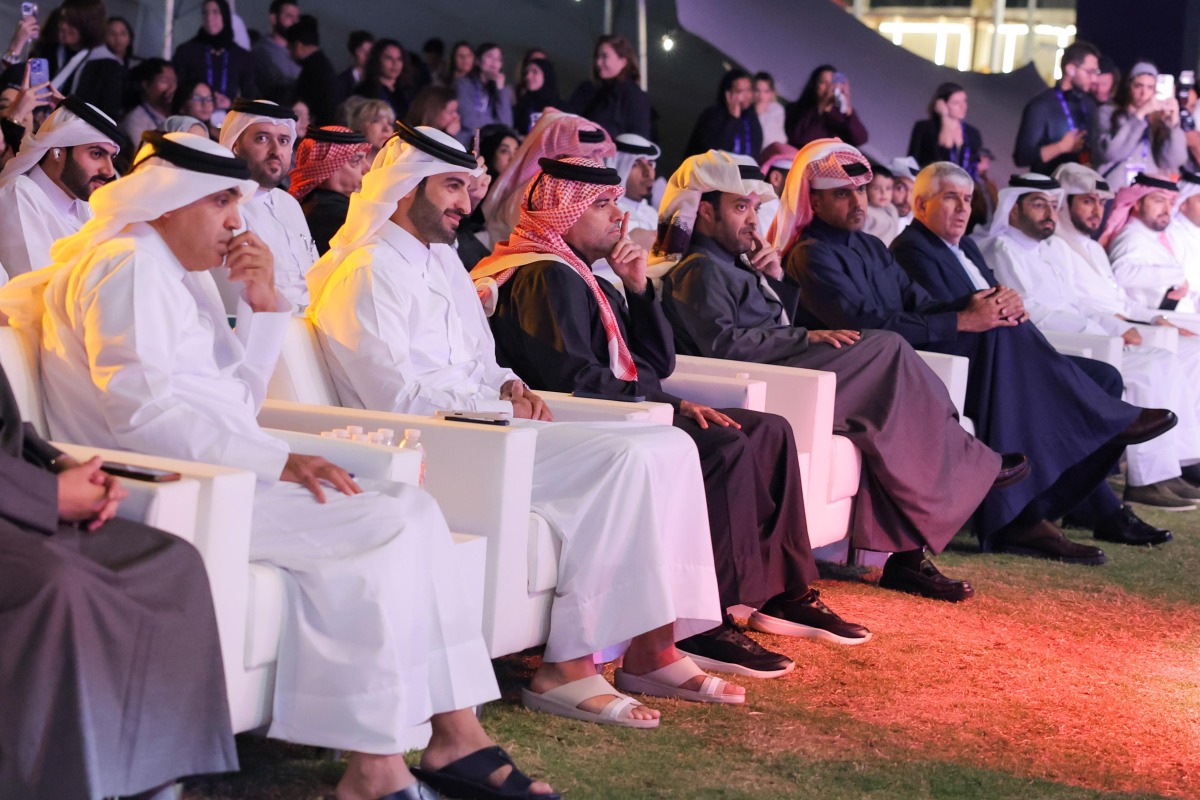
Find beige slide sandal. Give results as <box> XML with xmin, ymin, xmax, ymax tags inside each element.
<box><xmin>614</xmin><ymin>655</ymin><xmax>745</xmax><ymax>704</ymax></box>
<box><xmin>521</xmin><ymin>673</ymin><xmax>660</xmax><ymax>728</ymax></box>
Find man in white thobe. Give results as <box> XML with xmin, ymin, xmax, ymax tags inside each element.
<box><xmin>1165</xmin><ymin>170</ymin><xmax>1200</xmax><ymax>299</ymax></box>
<box><xmin>978</xmin><ymin>169</ymin><xmax>1200</xmax><ymax>509</ymax></box>
<box><xmin>215</xmin><ymin>98</ymin><xmax>318</xmax><ymax>311</ymax></box>
<box><xmin>1102</xmin><ymin>173</ymin><xmax>1195</xmax><ymax>313</ymax></box>
<box><xmin>3</xmin><ymin>131</ymin><xmax>557</xmax><ymax>800</ymax></box>
<box><xmin>308</xmin><ymin>125</ymin><xmax>736</xmax><ymax>728</ymax></box>
<box><xmin>0</xmin><ymin>97</ymin><xmax>121</xmax><ymax>280</ymax></box>
<box><xmin>608</xmin><ymin>133</ymin><xmax>660</xmax><ymax>246</ymax></box>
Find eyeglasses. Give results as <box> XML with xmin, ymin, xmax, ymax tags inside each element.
<box><xmin>1079</xmin><ymin>67</ymin><xmax>1102</xmax><ymax>77</ymax></box>
<box><xmin>190</xmin><ymin>94</ymin><xmax>215</xmax><ymax>105</ymax></box>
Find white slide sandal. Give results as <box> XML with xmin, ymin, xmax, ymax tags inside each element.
<box><xmin>521</xmin><ymin>673</ymin><xmax>661</xmax><ymax>728</ymax></box>
<box><xmin>614</xmin><ymin>656</ymin><xmax>745</xmax><ymax>705</ymax></box>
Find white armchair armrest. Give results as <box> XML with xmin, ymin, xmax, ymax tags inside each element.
<box><xmin>539</xmin><ymin>391</ymin><xmax>674</xmax><ymax>423</ymax></box>
<box><xmin>1130</xmin><ymin>323</ymin><xmax>1179</xmax><ymax>352</ymax></box>
<box><xmin>1042</xmin><ymin>329</ymin><xmax>1123</xmax><ymax>369</ymax></box>
<box><xmin>661</xmin><ymin>372</ymin><xmax>767</xmax><ymax>411</ymax></box>
<box><xmin>262</xmin><ymin>428</ymin><xmax>422</xmax><ymax>485</ymax></box>
<box><xmin>915</xmin><ymin>351</ymin><xmax>969</xmax><ymax>417</ymax></box>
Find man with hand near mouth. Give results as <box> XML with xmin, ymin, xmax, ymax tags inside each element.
<box><xmin>0</xmin><ymin>96</ymin><xmax>123</xmax><ymax>281</ymax></box>
<box><xmin>216</xmin><ymin>98</ymin><xmax>319</xmax><ymax>310</ymax></box>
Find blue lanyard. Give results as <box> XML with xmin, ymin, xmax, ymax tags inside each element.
<box><xmin>733</xmin><ymin>116</ymin><xmax>751</xmax><ymax>154</ymax></box>
<box><xmin>205</xmin><ymin>48</ymin><xmax>230</xmax><ymax>96</ymax></box>
<box><xmin>1056</xmin><ymin>89</ymin><xmax>1077</xmax><ymax>132</ymax></box>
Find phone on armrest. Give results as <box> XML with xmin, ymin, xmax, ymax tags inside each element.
<box><xmin>435</xmin><ymin>411</ymin><xmax>511</xmax><ymax>426</ymax></box>
<box><xmin>571</xmin><ymin>390</ymin><xmax>647</xmax><ymax>403</ymax></box>
<box><xmin>101</xmin><ymin>462</ymin><xmax>182</xmax><ymax>482</ymax></box>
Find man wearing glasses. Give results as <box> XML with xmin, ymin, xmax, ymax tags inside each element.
<box><xmin>1014</xmin><ymin>40</ymin><xmax>1103</xmax><ymax>174</ymax></box>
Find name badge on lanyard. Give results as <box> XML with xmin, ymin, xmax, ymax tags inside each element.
<box><xmin>1056</xmin><ymin>89</ymin><xmax>1090</xmax><ymax>165</ymax></box>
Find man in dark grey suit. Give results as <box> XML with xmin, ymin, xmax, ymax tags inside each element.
<box><xmin>0</xmin><ymin>361</ymin><xmax>237</xmax><ymax>800</ymax></box>
<box><xmin>655</xmin><ymin>150</ymin><xmax>1024</xmax><ymax>603</ymax></box>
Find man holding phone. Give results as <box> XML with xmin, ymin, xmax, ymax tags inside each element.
<box><xmin>0</xmin><ymin>95</ymin><xmax>121</xmax><ymax>280</ymax></box>
<box><xmin>1014</xmin><ymin>40</ymin><xmax>1101</xmax><ymax>173</ymax></box>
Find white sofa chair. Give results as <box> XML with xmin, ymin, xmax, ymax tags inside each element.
<box><xmin>0</xmin><ymin>325</ymin><xmax>483</xmax><ymax>747</ymax></box>
<box><xmin>262</xmin><ymin>317</ymin><xmax>797</xmax><ymax>656</ymax></box>
<box><xmin>1041</xmin><ymin>329</ymin><xmax>1124</xmax><ymax>369</ymax></box>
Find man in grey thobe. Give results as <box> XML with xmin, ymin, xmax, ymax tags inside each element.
<box><xmin>0</xmin><ymin>361</ymin><xmax>237</xmax><ymax>800</ymax></box>
<box><xmin>655</xmin><ymin>150</ymin><xmax>1022</xmax><ymax>602</ymax></box>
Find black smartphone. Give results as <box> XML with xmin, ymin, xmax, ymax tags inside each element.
<box><xmin>444</xmin><ymin>415</ymin><xmax>510</xmax><ymax>427</ymax></box>
<box><xmin>572</xmin><ymin>390</ymin><xmax>647</xmax><ymax>403</ymax></box>
<box><xmin>1160</xmin><ymin>287</ymin><xmax>1180</xmax><ymax>311</ymax></box>
<box><xmin>102</xmin><ymin>462</ymin><xmax>182</xmax><ymax>482</ymax></box>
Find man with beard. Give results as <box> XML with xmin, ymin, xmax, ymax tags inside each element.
<box><xmin>251</xmin><ymin>0</ymin><xmax>301</xmax><ymax>103</ymax></box>
<box><xmin>1103</xmin><ymin>174</ymin><xmax>1194</xmax><ymax>313</ymax></box>
<box><xmin>217</xmin><ymin>99</ymin><xmax>318</xmax><ymax>310</ymax></box>
<box><xmin>607</xmin><ymin>133</ymin><xmax>660</xmax><ymax>247</ymax></box>
<box><xmin>0</xmin><ymin>97</ymin><xmax>122</xmax><ymax>280</ymax></box>
<box><xmin>779</xmin><ymin>142</ymin><xmax>1176</xmax><ymax>561</ymax></box>
<box><xmin>980</xmin><ymin>168</ymin><xmax>1200</xmax><ymax>514</ymax></box>
<box><xmin>288</xmin><ymin>126</ymin><xmax>371</xmax><ymax>254</ymax></box>
<box><xmin>655</xmin><ymin>150</ymin><xmax>1026</xmax><ymax>602</ymax></box>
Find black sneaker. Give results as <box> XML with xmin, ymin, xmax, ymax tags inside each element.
<box><xmin>676</xmin><ymin>616</ymin><xmax>795</xmax><ymax>679</ymax></box>
<box><xmin>748</xmin><ymin>589</ymin><xmax>872</xmax><ymax>645</ymax></box>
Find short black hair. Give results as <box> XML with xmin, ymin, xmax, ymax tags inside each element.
<box><xmin>699</xmin><ymin>190</ymin><xmax>723</xmax><ymax>217</ymax></box>
<box><xmin>347</xmin><ymin>29</ymin><xmax>374</xmax><ymax>55</ymax></box>
<box><xmin>423</xmin><ymin>38</ymin><xmax>445</xmax><ymax>56</ymax></box>
<box><xmin>269</xmin><ymin>0</ymin><xmax>298</xmax><ymax>16</ymax></box>
<box><xmin>717</xmin><ymin>68</ymin><xmax>752</xmax><ymax>105</ymax></box>
<box><xmin>1061</xmin><ymin>40</ymin><xmax>1099</xmax><ymax>69</ymax></box>
<box><xmin>753</xmin><ymin>71</ymin><xmax>774</xmax><ymax>89</ymax></box>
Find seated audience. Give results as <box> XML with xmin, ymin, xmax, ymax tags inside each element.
<box><xmin>1167</xmin><ymin>169</ymin><xmax>1200</xmax><ymax>292</ymax></box>
<box><xmin>777</xmin><ymin>141</ymin><xmax>1174</xmax><ymax>559</ymax></box>
<box><xmin>334</xmin><ymin>29</ymin><xmax>374</xmax><ymax>105</ymax></box>
<box><xmin>608</xmin><ymin>132</ymin><xmax>660</xmax><ymax>245</ymax></box>
<box><xmin>890</xmin><ymin>156</ymin><xmax>919</xmax><ymax>235</ymax></box>
<box><xmin>309</xmin><ymin>123</ymin><xmax>740</xmax><ymax>727</ymax></box>
<box><xmin>656</xmin><ymin>150</ymin><xmax>1025</xmax><ymax>601</ymax></box>
<box><xmin>421</xmin><ymin>37</ymin><xmax>445</xmax><ymax>82</ymax></box>
<box><xmin>907</xmin><ymin>82</ymin><xmax>983</xmax><ymax>177</ymax></box>
<box><xmin>172</xmin><ymin>0</ymin><xmax>255</xmax><ymax>114</ymax></box>
<box><xmin>1097</xmin><ymin>62</ymin><xmax>1187</xmax><ymax>188</ymax></box>
<box><xmin>756</xmin><ymin>141</ymin><xmax>796</xmax><ymax>236</ymax></box>
<box><xmin>216</xmin><ymin>99</ymin><xmax>317</xmax><ymax>309</ymax></box>
<box><xmin>474</xmin><ymin>156</ymin><xmax>874</xmax><ymax>679</ymax></box>
<box><xmin>343</xmin><ymin>95</ymin><xmax>395</xmax><ymax>160</ymax></box>
<box><xmin>164</xmin><ymin>113</ymin><xmax>210</xmax><ymax>137</ymax></box>
<box><xmin>443</xmin><ymin>40</ymin><xmax>474</xmax><ymax>87</ymax></box>
<box><xmin>454</xmin><ymin>42</ymin><xmax>513</xmax><ymax>147</ymax></box>
<box><xmin>1102</xmin><ymin>173</ymin><xmax>1193</xmax><ymax>312</ymax></box>
<box><xmin>480</xmin><ymin>123</ymin><xmax>519</xmax><ymax>179</ymax></box>
<box><xmin>513</xmin><ymin>56</ymin><xmax>559</xmax><ymax>135</ymax></box>
<box><xmin>482</xmin><ymin>110</ymin><xmax>615</xmax><ymax>244</ymax></box>
<box><xmin>249</xmin><ymin>0</ymin><xmax>298</xmax><ymax>103</ymax></box>
<box><xmin>45</xmin><ymin>0</ymin><xmax>124</xmax><ymax>119</ymax></box>
<box><xmin>0</xmin><ymin>363</ymin><xmax>237</xmax><ymax>799</ymax></box>
<box><xmin>353</xmin><ymin>38</ymin><xmax>409</xmax><ymax>119</ymax></box>
<box><xmin>567</xmin><ymin>35</ymin><xmax>651</xmax><ymax>139</ymax></box>
<box><xmin>104</xmin><ymin>14</ymin><xmax>137</xmax><ymax>69</ymax></box>
<box><xmin>979</xmin><ymin>168</ymin><xmax>1200</xmax><ymax>512</ymax></box>
<box><xmin>784</xmin><ymin>65</ymin><xmax>867</xmax><ymax>149</ymax></box>
<box><xmin>285</xmin><ymin>15</ymin><xmax>337</xmax><ymax>128</ymax></box>
<box><xmin>1013</xmin><ymin>40</ymin><xmax>1100</xmax><ymax>173</ymax></box>
<box><xmin>686</xmin><ymin>68</ymin><xmax>762</xmax><ymax>160</ymax></box>
<box><xmin>120</xmin><ymin>58</ymin><xmax>175</xmax><ymax>144</ymax></box>
<box><xmin>171</xmin><ymin>79</ymin><xmax>216</xmax><ymax>136</ymax></box>
<box><xmin>10</xmin><ymin>130</ymin><xmax>558</xmax><ymax>800</ymax></box>
<box><xmin>753</xmin><ymin>72</ymin><xmax>786</xmax><ymax>148</ymax></box>
<box><xmin>863</xmin><ymin>162</ymin><xmax>898</xmax><ymax>245</ymax></box>
<box><xmin>289</xmin><ymin>125</ymin><xmax>370</xmax><ymax>254</ymax></box>
<box><xmin>0</xmin><ymin>96</ymin><xmax>120</xmax><ymax>279</ymax></box>
<box><xmin>407</xmin><ymin>84</ymin><xmax>462</xmax><ymax>139</ymax></box>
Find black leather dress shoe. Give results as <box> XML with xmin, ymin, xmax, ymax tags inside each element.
<box><xmin>677</xmin><ymin>615</ymin><xmax>795</xmax><ymax>679</ymax></box>
<box><xmin>879</xmin><ymin>554</ymin><xmax>975</xmax><ymax>602</ymax></box>
<box><xmin>1115</xmin><ymin>408</ymin><xmax>1178</xmax><ymax>445</ymax></box>
<box><xmin>994</xmin><ymin>520</ymin><xmax>1107</xmax><ymax>565</ymax></box>
<box><xmin>1093</xmin><ymin>504</ymin><xmax>1173</xmax><ymax>546</ymax></box>
<box><xmin>993</xmin><ymin>452</ymin><xmax>1031</xmax><ymax>489</ymax></box>
<box><xmin>749</xmin><ymin>589</ymin><xmax>872</xmax><ymax>644</ymax></box>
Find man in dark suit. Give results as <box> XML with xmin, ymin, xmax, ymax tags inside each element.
<box><xmin>0</xmin><ymin>361</ymin><xmax>237</xmax><ymax>799</ymax></box>
<box><xmin>778</xmin><ymin>145</ymin><xmax>1175</xmax><ymax>563</ymax></box>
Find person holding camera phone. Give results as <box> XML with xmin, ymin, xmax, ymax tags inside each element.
<box><xmin>1097</xmin><ymin>61</ymin><xmax>1188</xmax><ymax>189</ymax></box>
<box><xmin>784</xmin><ymin>64</ymin><xmax>868</xmax><ymax>149</ymax></box>
<box><xmin>1014</xmin><ymin>40</ymin><xmax>1102</xmax><ymax>173</ymax></box>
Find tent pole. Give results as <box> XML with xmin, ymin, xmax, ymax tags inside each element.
<box><xmin>163</xmin><ymin>0</ymin><xmax>175</xmax><ymax>59</ymax></box>
<box><xmin>637</xmin><ymin>0</ymin><xmax>647</xmax><ymax>92</ymax></box>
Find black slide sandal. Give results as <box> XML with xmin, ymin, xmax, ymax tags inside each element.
<box><xmin>410</xmin><ymin>746</ymin><xmax>561</xmax><ymax>800</ymax></box>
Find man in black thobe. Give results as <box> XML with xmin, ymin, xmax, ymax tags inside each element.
<box><xmin>472</xmin><ymin>156</ymin><xmax>871</xmax><ymax>680</ymax></box>
<box><xmin>774</xmin><ymin>143</ymin><xmax>1174</xmax><ymax>563</ymax></box>
<box><xmin>0</xmin><ymin>362</ymin><xmax>237</xmax><ymax>800</ymax></box>
<box><xmin>655</xmin><ymin>150</ymin><xmax>1027</xmax><ymax>602</ymax></box>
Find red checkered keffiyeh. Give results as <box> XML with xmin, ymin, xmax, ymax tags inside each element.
<box><xmin>288</xmin><ymin>126</ymin><xmax>370</xmax><ymax>202</ymax></box>
<box><xmin>768</xmin><ymin>138</ymin><xmax>874</xmax><ymax>255</ymax></box>
<box><xmin>1098</xmin><ymin>183</ymin><xmax>1178</xmax><ymax>250</ymax></box>
<box><xmin>471</xmin><ymin>157</ymin><xmax>638</xmax><ymax>381</ymax></box>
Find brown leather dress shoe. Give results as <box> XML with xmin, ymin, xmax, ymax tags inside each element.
<box><xmin>994</xmin><ymin>519</ymin><xmax>1107</xmax><ymax>565</ymax></box>
<box><xmin>1115</xmin><ymin>408</ymin><xmax>1178</xmax><ymax>445</ymax></box>
<box><xmin>993</xmin><ymin>452</ymin><xmax>1031</xmax><ymax>489</ymax></box>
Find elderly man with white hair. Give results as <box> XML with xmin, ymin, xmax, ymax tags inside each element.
<box><xmin>215</xmin><ymin>98</ymin><xmax>318</xmax><ymax>310</ymax></box>
<box><xmin>783</xmin><ymin>140</ymin><xmax>1177</xmax><ymax>560</ymax></box>
<box><xmin>8</xmin><ymin>131</ymin><xmax>559</xmax><ymax>800</ymax></box>
<box><xmin>654</xmin><ymin>149</ymin><xmax>1023</xmax><ymax>604</ymax></box>
<box><xmin>0</xmin><ymin>96</ymin><xmax>122</xmax><ymax>280</ymax></box>
<box><xmin>977</xmin><ymin>167</ymin><xmax>1200</xmax><ymax>510</ymax></box>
